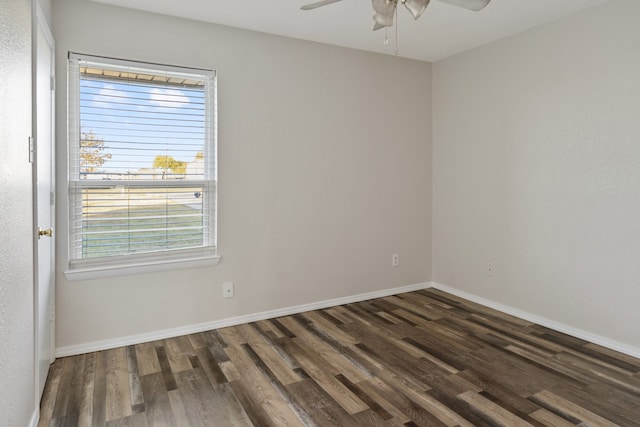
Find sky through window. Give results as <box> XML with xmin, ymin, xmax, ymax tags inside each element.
<box><xmin>79</xmin><ymin>74</ymin><xmax>206</xmax><ymax>178</ymax></box>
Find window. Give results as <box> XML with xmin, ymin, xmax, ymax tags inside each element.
<box><xmin>67</xmin><ymin>53</ymin><xmax>217</xmax><ymax>277</ymax></box>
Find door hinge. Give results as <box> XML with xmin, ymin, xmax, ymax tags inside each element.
<box><xmin>50</xmin><ymin>304</ymin><xmax>55</xmax><ymax>322</ymax></box>
<box><xmin>50</xmin><ymin>76</ymin><xmax>55</xmax><ymax>91</ymax></box>
<box><xmin>50</xmin><ymin>191</ymin><xmax>55</xmax><ymax>206</ymax></box>
<box><xmin>28</xmin><ymin>136</ymin><xmax>35</xmax><ymax>163</ymax></box>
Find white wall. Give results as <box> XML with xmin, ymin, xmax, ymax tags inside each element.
<box><xmin>433</xmin><ymin>0</ymin><xmax>640</xmax><ymax>351</ymax></box>
<box><xmin>0</xmin><ymin>0</ymin><xmax>35</xmax><ymax>425</ymax></box>
<box><xmin>53</xmin><ymin>0</ymin><xmax>433</xmax><ymax>351</ymax></box>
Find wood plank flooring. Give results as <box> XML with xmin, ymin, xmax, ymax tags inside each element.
<box><xmin>39</xmin><ymin>289</ymin><xmax>640</xmax><ymax>426</ymax></box>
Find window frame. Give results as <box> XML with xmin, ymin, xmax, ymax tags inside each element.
<box><xmin>65</xmin><ymin>53</ymin><xmax>219</xmax><ymax>280</ymax></box>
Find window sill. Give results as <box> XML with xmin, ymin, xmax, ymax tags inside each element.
<box><xmin>64</xmin><ymin>254</ymin><xmax>220</xmax><ymax>281</ymax></box>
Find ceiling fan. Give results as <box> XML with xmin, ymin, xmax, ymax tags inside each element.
<box><xmin>301</xmin><ymin>0</ymin><xmax>491</xmax><ymax>31</ymax></box>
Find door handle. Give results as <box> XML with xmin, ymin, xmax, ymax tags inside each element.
<box><xmin>38</xmin><ymin>227</ymin><xmax>54</xmax><ymax>238</ymax></box>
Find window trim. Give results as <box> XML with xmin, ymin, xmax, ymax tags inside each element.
<box><xmin>64</xmin><ymin>252</ymin><xmax>220</xmax><ymax>281</ymax></box>
<box><xmin>65</xmin><ymin>53</ymin><xmax>219</xmax><ymax>280</ymax></box>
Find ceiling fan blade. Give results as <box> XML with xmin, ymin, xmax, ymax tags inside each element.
<box><xmin>437</xmin><ymin>0</ymin><xmax>491</xmax><ymax>12</ymax></box>
<box><xmin>300</xmin><ymin>0</ymin><xmax>344</xmax><ymax>11</ymax></box>
<box><xmin>404</xmin><ymin>0</ymin><xmax>430</xmax><ymax>20</ymax></box>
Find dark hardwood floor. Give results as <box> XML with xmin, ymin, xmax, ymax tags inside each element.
<box><xmin>39</xmin><ymin>289</ymin><xmax>640</xmax><ymax>426</ymax></box>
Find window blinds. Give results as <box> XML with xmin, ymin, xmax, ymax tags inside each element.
<box><xmin>68</xmin><ymin>54</ymin><xmax>217</xmax><ymax>264</ymax></box>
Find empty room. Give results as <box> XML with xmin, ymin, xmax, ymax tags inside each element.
<box><xmin>1</xmin><ymin>0</ymin><xmax>640</xmax><ymax>425</ymax></box>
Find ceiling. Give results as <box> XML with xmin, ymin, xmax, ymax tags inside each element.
<box><xmin>90</xmin><ymin>0</ymin><xmax>608</xmax><ymax>62</ymax></box>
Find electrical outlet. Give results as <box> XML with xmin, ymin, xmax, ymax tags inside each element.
<box><xmin>392</xmin><ymin>254</ymin><xmax>399</xmax><ymax>267</ymax></box>
<box><xmin>223</xmin><ymin>282</ymin><xmax>234</xmax><ymax>299</ymax></box>
<box><xmin>486</xmin><ymin>263</ymin><xmax>494</xmax><ymax>276</ymax></box>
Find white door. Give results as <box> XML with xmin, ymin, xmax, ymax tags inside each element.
<box><xmin>35</xmin><ymin>5</ymin><xmax>55</xmax><ymax>399</ymax></box>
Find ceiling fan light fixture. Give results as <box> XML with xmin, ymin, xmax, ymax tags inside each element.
<box><xmin>300</xmin><ymin>0</ymin><xmax>493</xmax><ymax>38</ymax></box>
<box><xmin>372</xmin><ymin>0</ymin><xmax>396</xmax><ymax>15</ymax></box>
<box><xmin>404</xmin><ymin>0</ymin><xmax>430</xmax><ymax>20</ymax></box>
<box><xmin>373</xmin><ymin>11</ymin><xmax>395</xmax><ymax>29</ymax></box>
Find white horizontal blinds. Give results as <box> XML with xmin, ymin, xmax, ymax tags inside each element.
<box><xmin>68</xmin><ymin>54</ymin><xmax>216</xmax><ymax>261</ymax></box>
<box><xmin>71</xmin><ymin>183</ymin><xmax>209</xmax><ymax>259</ymax></box>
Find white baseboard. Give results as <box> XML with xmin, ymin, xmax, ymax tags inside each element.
<box><xmin>429</xmin><ymin>281</ymin><xmax>640</xmax><ymax>359</ymax></box>
<box><xmin>56</xmin><ymin>282</ymin><xmax>430</xmax><ymax>358</ymax></box>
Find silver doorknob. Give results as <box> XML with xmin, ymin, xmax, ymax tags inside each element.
<box><xmin>38</xmin><ymin>227</ymin><xmax>54</xmax><ymax>238</ymax></box>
